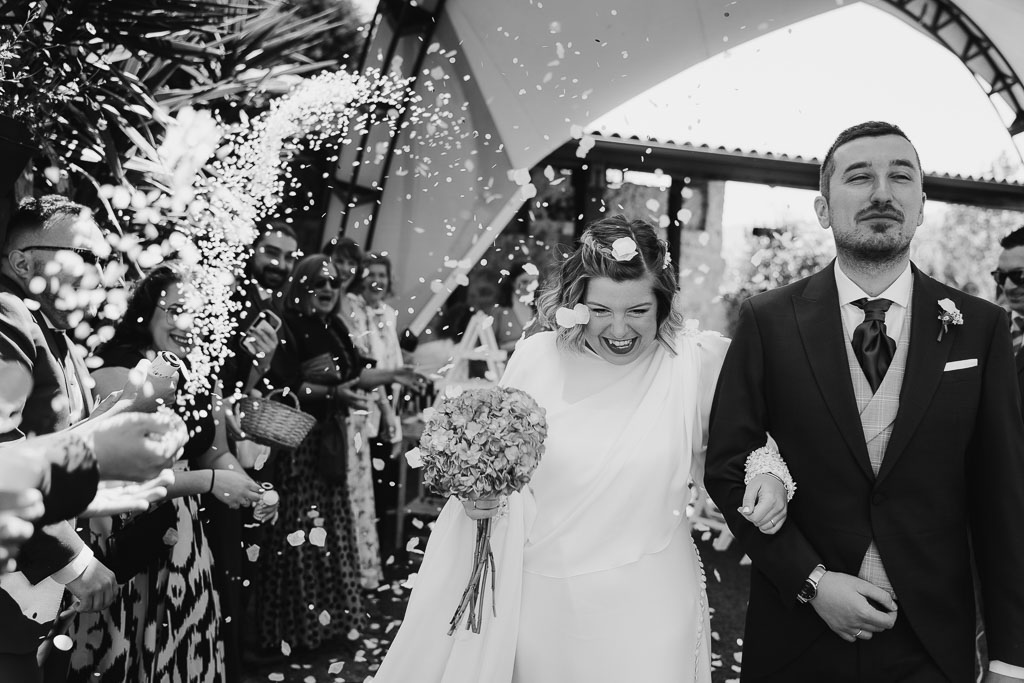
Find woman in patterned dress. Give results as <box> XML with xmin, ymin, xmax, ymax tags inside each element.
<box><xmin>255</xmin><ymin>255</ymin><xmax>425</xmax><ymax>651</ymax></box>
<box><xmin>330</xmin><ymin>238</ymin><xmax>385</xmax><ymax>589</ymax></box>
<box><xmin>69</xmin><ymin>262</ymin><xmax>266</xmax><ymax>683</ymax></box>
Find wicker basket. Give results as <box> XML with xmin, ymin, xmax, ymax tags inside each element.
<box><xmin>235</xmin><ymin>390</ymin><xmax>317</xmax><ymax>451</ymax></box>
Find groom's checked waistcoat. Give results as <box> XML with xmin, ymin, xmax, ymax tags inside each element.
<box><xmin>843</xmin><ymin>295</ymin><xmax>911</xmax><ymax>598</ymax></box>
<box><xmin>705</xmin><ymin>262</ymin><xmax>1024</xmax><ymax>682</ymax></box>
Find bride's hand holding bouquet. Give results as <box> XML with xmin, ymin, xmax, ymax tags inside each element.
<box><xmin>406</xmin><ymin>385</ymin><xmax>547</xmax><ymax>634</ymax></box>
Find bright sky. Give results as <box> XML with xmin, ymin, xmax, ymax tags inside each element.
<box><xmin>591</xmin><ymin>2</ymin><xmax>1024</xmax><ymax>238</ymax></box>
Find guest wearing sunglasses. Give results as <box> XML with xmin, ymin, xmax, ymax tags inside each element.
<box><xmin>994</xmin><ymin>227</ymin><xmax>1024</xmax><ymax>405</ymax></box>
<box><xmin>253</xmin><ymin>255</ymin><xmax>426</xmax><ymax>656</ymax></box>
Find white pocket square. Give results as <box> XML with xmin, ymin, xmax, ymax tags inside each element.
<box><xmin>944</xmin><ymin>359</ymin><xmax>978</xmax><ymax>372</ymax></box>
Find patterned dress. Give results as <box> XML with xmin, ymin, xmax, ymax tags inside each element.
<box><xmin>69</xmin><ymin>348</ymin><xmax>224</xmax><ymax>683</ymax></box>
<box><xmin>255</xmin><ymin>311</ymin><xmax>366</xmax><ymax>650</ymax></box>
<box><xmin>338</xmin><ymin>293</ymin><xmax>385</xmax><ymax>589</ymax></box>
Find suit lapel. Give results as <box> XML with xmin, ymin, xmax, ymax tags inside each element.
<box><xmin>876</xmin><ymin>267</ymin><xmax>956</xmax><ymax>485</ymax></box>
<box><xmin>794</xmin><ymin>263</ymin><xmax>875</xmax><ymax>480</ymax></box>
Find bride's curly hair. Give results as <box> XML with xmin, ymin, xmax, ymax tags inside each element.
<box><xmin>535</xmin><ymin>214</ymin><xmax>683</xmax><ymax>353</ymax></box>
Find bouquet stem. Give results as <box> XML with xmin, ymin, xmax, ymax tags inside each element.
<box><xmin>448</xmin><ymin>518</ymin><xmax>496</xmax><ymax>635</ymax></box>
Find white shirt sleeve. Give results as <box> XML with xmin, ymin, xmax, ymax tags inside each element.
<box><xmin>990</xmin><ymin>661</ymin><xmax>1024</xmax><ymax>679</ymax></box>
<box><xmin>49</xmin><ymin>545</ymin><xmax>94</xmax><ymax>585</ymax></box>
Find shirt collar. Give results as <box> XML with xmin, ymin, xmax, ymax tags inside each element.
<box><xmin>834</xmin><ymin>260</ymin><xmax>913</xmax><ymax>308</ymax></box>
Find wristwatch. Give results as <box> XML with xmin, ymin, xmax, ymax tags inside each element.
<box><xmin>797</xmin><ymin>564</ymin><xmax>827</xmax><ymax>604</ymax></box>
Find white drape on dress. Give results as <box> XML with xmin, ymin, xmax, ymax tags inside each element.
<box><xmin>372</xmin><ymin>327</ymin><xmax>728</xmax><ymax>683</ymax></box>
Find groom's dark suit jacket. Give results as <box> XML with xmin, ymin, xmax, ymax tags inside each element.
<box><xmin>705</xmin><ymin>263</ymin><xmax>1024</xmax><ymax>682</ymax></box>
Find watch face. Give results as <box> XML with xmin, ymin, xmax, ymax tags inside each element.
<box><xmin>798</xmin><ymin>582</ymin><xmax>816</xmax><ymax>602</ymax></box>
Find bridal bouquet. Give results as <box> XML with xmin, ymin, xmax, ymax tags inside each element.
<box><xmin>406</xmin><ymin>385</ymin><xmax>547</xmax><ymax>634</ymax></box>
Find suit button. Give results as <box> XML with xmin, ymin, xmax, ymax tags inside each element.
<box><xmin>872</xmin><ymin>493</ymin><xmax>885</xmax><ymax>505</ymax></box>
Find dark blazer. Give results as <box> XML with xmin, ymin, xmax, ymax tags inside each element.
<box><xmin>220</xmin><ymin>280</ymin><xmax>295</xmax><ymax>395</ymax></box>
<box><xmin>0</xmin><ymin>273</ymin><xmax>91</xmax><ymax>654</ymax></box>
<box><xmin>1015</xmin><ymin>343</ymin><xmax>1024</xmax><ymax>412</ymax></box>
<box><xmin>704</xmin><ymin>262</ymin><xmax>1024</xmax><ymax>682</ymax></box>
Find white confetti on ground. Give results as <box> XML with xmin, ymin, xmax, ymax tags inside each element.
<box><xmin>246</xmin><ymin>544</ymin><xmax>261</xmax><ymax>562</ymax></box>
<box><xmin>287</xmin><ymin>530</ymin><xmax>306</xmax><ymax>546</ymax></box>
<box><xmin>319</xmin><ymin>610</ymin><xmax>331</xmax><ymax>626</ymax></box>
<box><xmin>309</xmin><ymin>527</ymin><xmax>327</xmax><ymax>547</ymax></box>
<box><xmin>280</xmin><ymin>641</ymin><xmax>291</xmax><ymax>656</ymax></box>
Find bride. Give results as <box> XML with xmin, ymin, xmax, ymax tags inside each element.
<box><xmin>373</xmin><ymin>215</ymin><xmax>793</xmax><ymax>682</ymax></box>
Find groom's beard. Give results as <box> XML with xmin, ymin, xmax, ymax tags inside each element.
<box><xmin>836</xmin><ymin>240</ymin><xmax>911</xmax><ymax>274</ymax></box>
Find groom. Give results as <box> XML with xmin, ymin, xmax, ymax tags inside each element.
<box><xmin>705</xmin><ymin>121</ymin><xmax>1024</xmax><ymax>682</ymax></box>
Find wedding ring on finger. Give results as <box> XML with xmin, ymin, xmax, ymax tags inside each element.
<box><xmin>854</xmin><ymin>629</ymin><xmax>864</xmax><ymax>639</ymax></box>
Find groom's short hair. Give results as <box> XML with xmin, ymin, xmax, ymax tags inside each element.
<box><xmin>819</xmin><ymin>121</ymin><xmax>921</xmax><ymax>201</ymax></box>
<box><xmin>1000</xmin><ymin>226</ymin><xmax>1024</xmax><ymax>251</ymax></box>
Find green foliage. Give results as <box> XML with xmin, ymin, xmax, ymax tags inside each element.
<box><xmin>0</xmin><ymin>0</ymin><xmax>365</xmax><ymax>204</ymax></box>
<box><xmin>912</xmin><ymin>203</ymin><xmax>1024</xmax><ymax>300</ymax></box>
<box><xmin>719</xmin><ymin>229</ymin><xmax>835</xmax><ymax>333</ymax></box>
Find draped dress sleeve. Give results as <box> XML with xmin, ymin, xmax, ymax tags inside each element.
<box><xmin>371</xmin><ymin>333</ymin><xmax>554</xmax><ymax>683</ymax></box>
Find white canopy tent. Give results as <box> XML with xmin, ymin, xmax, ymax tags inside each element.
<box><xmin>325</xmin><ymin>0</ymin><xmax>1024</xmax><ymax>334</ymax></box>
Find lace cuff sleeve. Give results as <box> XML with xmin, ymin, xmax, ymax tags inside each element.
<box><xmin>744</xmin><ymin>444</ymin><xmax>796</xmax><ymax>501</ymax></box>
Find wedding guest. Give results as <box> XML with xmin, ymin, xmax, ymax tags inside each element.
<box><xmin>213</xmin><ymin>224</ymin><xmax>298</xmax><ymax>681</ymax></box>
<box><xmin>255</xmin><ymin>255</ymin><xmax>425</xmax><ymax>653</ymax></box>
<box><xmin>0</xmin><ymin>196</ymin><xmax>119</xmax><ymax>683</ymax></box>
<box><xmin>994</xmin><ymin>226</ymin><xmax>1024</xmax><ymax>405</ymax></box>
<box><xmin>359</xmin><ymin>252</ymin><xmax>408</xmax><ymax>559</ymax></box>
<box><xmin>706</xmin><ymin>122</ymin><xmax>1024</xmax><ymax>682</ymax></box>
<box><xmin>329</xmin><ymin>238</ymin><xmax>384</xmax><ymax>589</ymax></box>
<box><xmin>69</xmin><ymin>261</ymin><xmax>267</xmax><ymax>683</ymax></box>
<box><xmin>492</xmin><ymin>262</ymin><xmax>539</xmax><ymax>351</ymax></box>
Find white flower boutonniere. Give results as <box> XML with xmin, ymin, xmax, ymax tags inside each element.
<box><xmin>610</xmin><ymin>237</ymin><xmax>638</xmax><ymax>262</ymax></box>
<box><xmin>936</xmin><ymin>298</ymin><xmax>963</xmax><ymax>342</ymax></box>
<box><xmin>555</xmin><ymin>303</ymin><xmax>591</xmax><ymax>328</ymax></box>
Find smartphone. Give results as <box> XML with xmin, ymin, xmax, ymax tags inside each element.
<box><xmin>242</xmin><ymin>309</ymin><xmax>283</xmax><ymax>355</ymax></box>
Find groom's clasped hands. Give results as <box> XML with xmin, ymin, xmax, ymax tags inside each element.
<box><xmin>810</xmin><ymin>571</ymin><xmax>898</xmax><ymax>643</ymax></box>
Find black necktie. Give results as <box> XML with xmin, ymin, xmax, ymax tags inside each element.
<box><xmin>851</xmin><ymin>298</ymin><xmax>896</xmax><ymax>393</ymax></box>
<box><xmin>1010</xmin><ymin>311</ymin><xmax>1024</xmax><ymax>354</ymax></box>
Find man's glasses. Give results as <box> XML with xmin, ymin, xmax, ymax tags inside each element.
<box><xmin>310</xmin><ymin>277</ymin><xmax>341</xmax><ymax>290</ymax></box>
<box><xmin>992</xmin><ymin>269</ymin><xmax>1024</xmax><ymax>288</ymax></box>
<box><xmin>19</xmin><ymin>245</ymin><xmax>116</xmax><ymax>267</ymax></box>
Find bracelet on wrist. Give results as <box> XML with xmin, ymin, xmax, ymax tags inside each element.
<box><xmin>744</xmin><ymin>444</ymin><xmax>796</xmax><ymax>501</ymax></box>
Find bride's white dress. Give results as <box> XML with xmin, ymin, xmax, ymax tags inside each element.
<box><xmin>373</xmin><ymin>327</ymin><xmax>729</xmax><ymax>683</ymax></box>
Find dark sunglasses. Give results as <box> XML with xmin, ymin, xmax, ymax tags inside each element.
<box><xmin>19</xmin><ymin>245</ymin><xmax>114</xmax><ymax>267</ymax></box>
<box><xmin>309</xmin><ymin>276</ymin><xmax>341</xmax><ymax>290</ymax></box>
<box><xmin>992</xmin><ymin>269</ymin><xmax>1024</xmax><ymax>287</ymax></box>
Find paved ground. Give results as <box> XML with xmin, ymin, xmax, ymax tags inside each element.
<box><xmin>242</xmin><ymin>524</ymin><xmax>751</xmax><ymax>683</ymax></box>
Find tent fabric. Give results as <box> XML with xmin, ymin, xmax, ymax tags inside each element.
<box><xmin>359</xmin><ymin>0</ymin><xmax>1024</xmax><ymax>332</ymax></box>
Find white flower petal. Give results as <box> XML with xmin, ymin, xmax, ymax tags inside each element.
<box><xmin>610</xmin><ymin>237</ymin><xmax>639</xmax><ymax>261</ymax></box>
<box><xmin>405</xmin><ymin>447</ymin><xmax>423</xmax><ymax>468</ymax></box>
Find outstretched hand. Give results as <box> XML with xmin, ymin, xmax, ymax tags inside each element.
<box><xmin>740</xmin><ymin>473</ymin><xmax>788</xmax><ymax>534</ymax></box>
<box><xmin>90</xmin><ymin>410</ymin><xmax>189</xmax><ymax>481</ymax></box>
<box><xmin>79</xmin><ymin>470</ymin><xmax>174</xmax><ymax>518</ymax></box>
<box><xmin>811</xmin><ymin>571</ymin><xmax>897</xmax><ymax>642</ymax></box>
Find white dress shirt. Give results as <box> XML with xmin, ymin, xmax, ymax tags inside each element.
<box><xmin>835</xmin><ymin>261</ymin><xmax>1024</xmax><ymax>680</ymax></box>
<box><xmin>834</xmin><ymin>261</ymin><xmax>912</xmax><ymax>345</ymax></box>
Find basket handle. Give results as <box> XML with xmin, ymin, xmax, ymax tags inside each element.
<box><xmin>267</xmin><ymin>388</ymin><xmax>301</xmax><ymax>410</ymax></box>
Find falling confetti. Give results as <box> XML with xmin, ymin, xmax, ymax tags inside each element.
<box><xmin>309</xmin><ymin>527</ymin><xmax>328</xmax><ymax>547</ymax></box>
<box><xmin>286</xmin><ymin>530</ymin><xmax>306</xmax><ymax>546</ymax></box>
